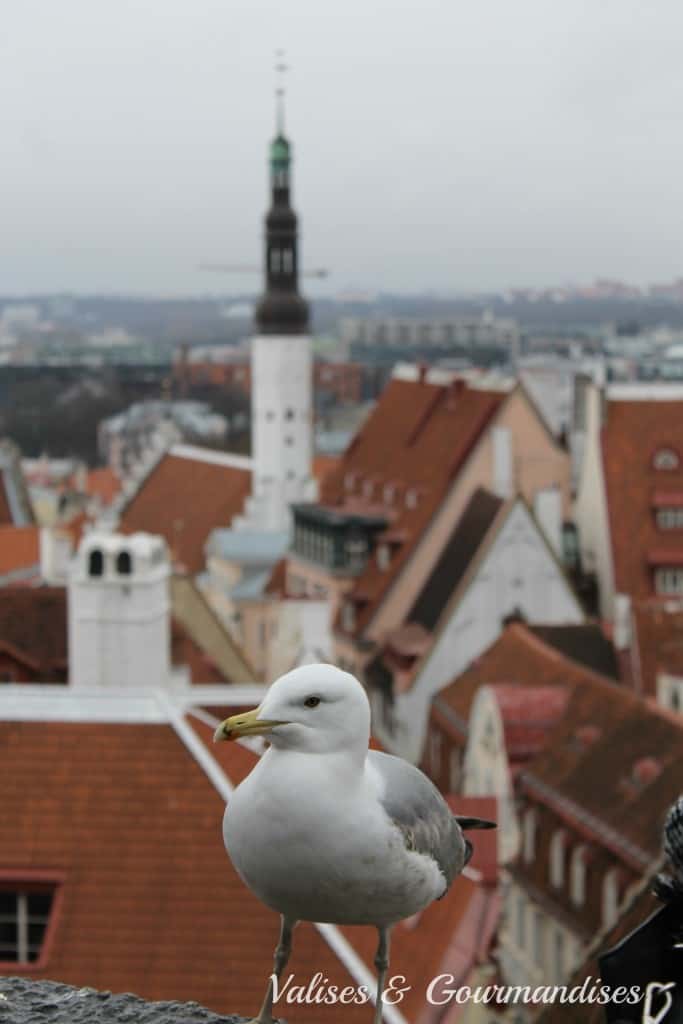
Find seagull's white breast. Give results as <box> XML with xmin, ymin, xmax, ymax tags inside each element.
<box><xmin>223</xmin><ymin>750</ymin><xmax>445</xmax><ymax>926</ymax></box>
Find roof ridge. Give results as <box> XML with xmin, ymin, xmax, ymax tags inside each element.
<box><xmin>170</xmin><ymin>443</ymin><xmax>253</xmax><ymax>472</ymax></box>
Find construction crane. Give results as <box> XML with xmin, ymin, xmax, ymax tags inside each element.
<box><xmin>198</xmin><ymin>262</ymin><xmax>329</xmax><ymax>279</ymax></box>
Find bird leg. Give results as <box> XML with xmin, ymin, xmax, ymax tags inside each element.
<box><xmin>252</xmin><ymin>915</ymin><xmax>295</xmax><ymax>1024</ymax></box>
<box><xmin>372</xmin><ymin>926</ymin><xmax>391</xmax><ymax>1024</ymax></box>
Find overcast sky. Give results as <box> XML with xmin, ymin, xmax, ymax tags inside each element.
<box><xmin>2</xmin><ymin>0</ymin><xmax>683</xmax><ymax>296</ymax></box>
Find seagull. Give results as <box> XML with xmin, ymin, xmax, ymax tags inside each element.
<box><xmin>213</xmin><ymin>664</ymin><xmax>495</xmax><ymax>1024</ymax></box>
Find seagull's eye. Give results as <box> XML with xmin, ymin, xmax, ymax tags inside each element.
<box><xmin>304</xmin><ymin>696</ymin><xmax>321</xmax><ymax>708</ymax></box>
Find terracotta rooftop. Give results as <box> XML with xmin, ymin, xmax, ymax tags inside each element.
<box><xmin>602</xmin><ymin>396</ymin><xmax>683</xmax><ymax>599</ymax></box>
<box><xmin>0</xmin><ymin>525</ymin><xmax>41</xmax><ymax>582</ymax></box>
<box><xmin>0</xmin><ymin>587</ymin><xmax>68</xmax><ymax>680</ymax></box>
<box><xmin>320</xmin><ymin>377</ymin><xmax>506</xmax><ymax>634</ymax></box>
<box><xmin>0</xmin><ymin>718</ymin><xmax>372</xmax><ymax>1022</ymax></box>
<box><xmin>119</xmin><ymin>447</ymin><xmax>251</xmax><ymax>575</ymax></box>
<box><xmin>86</xmin><ymin>467</ymin><xmax>121</xmax><ymax>506</ymax></box>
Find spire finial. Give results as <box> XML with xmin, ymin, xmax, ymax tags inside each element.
<box><xmin>275</xmin><ymin>49</ymin><xmax>287</xmax><ymax>135</ymax></box>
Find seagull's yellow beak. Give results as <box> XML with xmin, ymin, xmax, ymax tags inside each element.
<box><xmin>213</xmin><ymin>707</ymin><xmax>287</xmax><ymax>743</ymax></box>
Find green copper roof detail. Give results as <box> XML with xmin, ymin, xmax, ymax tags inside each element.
<box><xmin>270</xmin><ymin>135</ymin><xmax>290</xmax><ymax>168</ymax></box>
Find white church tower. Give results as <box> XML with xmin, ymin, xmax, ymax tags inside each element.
<box><xmin>68</xmin><ymin>531</ymin><xmax>172</xmax><ymax>690</ymax></box>
<box><xmin>243</xmin><ymin>93</ymin><xmax>316</xmax><ymax>532</ymax></box>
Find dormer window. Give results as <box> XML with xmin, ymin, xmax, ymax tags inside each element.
<box><xmin>405</xmin><ymin>488</ymin><xmax>418</xmax><ymax>510</ymax></box>
<box><xmin>363</xmin><ymin>480</ymin><xmax>374</xmax><ymax>499</ymax></box>
<box><xmin>383</xmin><ymin>484</ymin><xmax>395</xmax><ymax>505</ymax></box>
<box><xmin>653</xmin><ymin>448</ymin><xmax>680</xmax><ymax>470</ymax></box>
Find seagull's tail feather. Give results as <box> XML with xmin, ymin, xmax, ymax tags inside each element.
<box><xmin>455</xmin><ymin>816</ymin><xmax>497</xmax><ymax>830</ymax></box>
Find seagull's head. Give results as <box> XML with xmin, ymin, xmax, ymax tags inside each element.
<box><xmin>213</xmin><ymin>663</ymin><xmax>371</xmax><ymax>755</ymax></box>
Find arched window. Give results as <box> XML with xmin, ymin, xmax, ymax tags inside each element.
<box><xmin>88</xmin><ymin>549</ymin><xmax>104</xmax><ymax>577</ymax></box>
<box><xmin>116</xmin><ymin>550</ymin><xmax>132</xmax><ymax>576</ymax></box>
<box><xmin>653</xmin><ymin>448</ymin><xmax>680</xmax><ymax>470</ymax></box>
<box><xmin>550</xmin><ymin>830</ymin><xmax>567</xmax><ymax>888</ymax></box>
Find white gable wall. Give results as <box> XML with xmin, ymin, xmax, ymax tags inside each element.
<box><xmin>372</xmin><ymin>501</ymin><xmax>584</xmax><ymax>762</ymax></box>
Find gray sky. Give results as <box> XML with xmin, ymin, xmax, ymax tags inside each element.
<box><xmin>2</xmin><ymin>0</ymin><xmax>683</xmax><ymax>296</ymax></box>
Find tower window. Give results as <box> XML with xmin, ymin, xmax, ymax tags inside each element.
<box><xmin>270</xmin><ymin>249</ymin><xmax>282</xmax><ymax>273</ymax></box>
<box><xmin>284</xmin><ymin>408</ymin><xmax>295</xmax><ymax>420</ymax></box>
<box><xmin>116</xmin><ymin>550</ymin><xmax>132</xmax><ymax>576</ymax></box>
<box><xmin>282</xmin><ymin>248</ymin><xmax>293</xmax><ymax>273</ymax></box>
<box><xmin>266</xmin><ymin>411</ymin><xmax>275</xmax><ymax>422</ymax></box>
<box><xmin>285</xmin><ymin>436</ymin><xmax>294</xmax><ymax>446</ymax></box>
<box><xmin>88</xmin><ymin>549</ymin><xmax>104</xmax><ymax>577</ymax></box>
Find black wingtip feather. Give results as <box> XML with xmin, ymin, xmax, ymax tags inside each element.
<box><xmin>455</xmin><ymin>816</ymin><xmax>497</xmax><ymax>830</ymax></box>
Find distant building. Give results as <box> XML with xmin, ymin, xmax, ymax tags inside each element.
<box><xmin>340</xmin><ymin>310</ymin><xmax>520</xmax><ymax>352</ymax></box>
<box><xmin>98</xmin><ymin>401</ymin><xmax>228</xmax><ymax>477</ymax></box>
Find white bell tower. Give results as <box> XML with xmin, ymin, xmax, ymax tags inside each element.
<box><xmin>241</xmin><ymin>84</ymin><xmax>316</xmax><ymax>533</ymax></box>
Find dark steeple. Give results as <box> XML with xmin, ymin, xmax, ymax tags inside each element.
<box><xmin>255</xmin><ymin>67</ymin><xmax>309</xmax><ymax>335</ymax></box>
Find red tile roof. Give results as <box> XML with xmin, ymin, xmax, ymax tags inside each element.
<box><xmin>320</xmin><ymin>378</ymin><xmax>506</xmax><ymax>634</ymax></box>
<box><xmin>0</xmin><ymin>587</ymin><xmax>68</xmax><ymax>679</ymax></box>
<box><xmin>0</xmin><ymin>719</ymin><xmax>373</xmax><ymax>1021</ymax></box>
<box><xmin>602</xmin><ymin>397</ymin><xmax>683</xmax><ymax>599</ymax></box>
<box><xmin>0</xmin><ymin>525</ymin><xmax>40</xmax><ymax>578</ymax></box>
<box><xmin>119</xmin><ymin>449</ymin><xmax>251</xmax><ymax>574</ymax></box>
<box><xmin>86</xmin><ymin>467</ymin><xmax>121</xmax><ymax>506</ymax></box>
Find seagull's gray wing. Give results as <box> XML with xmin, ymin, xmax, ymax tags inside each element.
<box><xmin>368</xmin><ymin>749</ymin><xmax>467</xmax><ymax>891</ymax></box>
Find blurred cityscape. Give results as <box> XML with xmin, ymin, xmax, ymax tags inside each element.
<box><xmin>2</xmin><ymin>66</ymin><xmax>683</xmax><ymax>1024</ymax></box>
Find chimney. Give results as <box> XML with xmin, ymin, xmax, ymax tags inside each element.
<box><xmin>68</xmin><ymin>531</ymin><xmax>172</xmax><ymax>690</ymax></box>
<box><xmin>39</xmin><ymin>526</ymin><xmax>74</xmax><ymax>585</ymax></box>
<box><xmin>533</xmin><ymin>486</ymin><xmax>563</xmax><ymax>557</ymax></box>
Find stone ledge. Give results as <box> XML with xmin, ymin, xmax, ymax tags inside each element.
<box><xmin>0</xmin><ymin>977</ymin><xmax>245</xmax><ymax>1024</ymax></box>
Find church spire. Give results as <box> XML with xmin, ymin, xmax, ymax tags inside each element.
<box><xmin>254</xmin><ymin>53</ymin><xmax>309</xmax><ymax>336</ymax></box>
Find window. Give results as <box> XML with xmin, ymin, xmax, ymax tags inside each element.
<box><xmin>116</xmin><ymin>550</ymin><xmax>132</xmax><ymax>576</ymax></box>
<box><xmin>376</xmin><ymin>544</ymin><xmax>390</xmax><ymax>571</ymax></box>
<box><xmin>570</xmin><ymin>846</ymin><xmax>587</xmax><ymax>906</ymax></box>
<box><xmin>653</xmin><ymin>448</ymin><xmax>680</xmax><ymax>470</ymax></box>
<box><xmin>549</xmin><ymin>830</ymin><xmax>566</xmax><ymax>888</ymax></box>
<box><xmin>523</xmin><ymin>809</ymin><xmax>537</xmax><ymax>863</ymax></box>
<box><xmin>515</xmin><ymin>891</ymin><xmax>526</xmax><ymax>948</ymax></box>
<box><xmin>342</xmin><ymin>602</ymin><xmax>355</xmax><ymax>632</ymax></box>
<box><xmin>405</xmin><ymin>488</ymin><xmax>418</xmax><ymax>509</ymax></box>
<box><xmin>655</xmin><ymin>567</ymin><xmax>683</xmax><ymax>595</ymax></box>
<box><xmin>602</xmin><ymin>868</ymin><xmax>620</xmax><ymax>928</ymax></box>
<box><xmin>282</xmin><ymin>248</ymin><xmax>293</xmax><ymax>273</ymax></box>
<box><xmin>656</xmin><ymin>508</ymin><xmax>683</xmax><ymax>529</ymax></box>
<box><xmin>284</xmin><ymin>408</ymin><xmax>295</xmax><ymax>421</ymax></box>
<box><xmin>270</xmin><ymin>248</ymin><xmax>282</xmax><ymax>273</ymax></box>
<box><xmin>88</xmin><ymin>549</ymin><xmax>104</xmax><ymax>577</ymax></box>
<box><xmin>553</xmin><ymin>929</ymin><xmax>565</xmax><ymax>983</ymax></box>
<box><xmin>0</xmin><ymin>887</ymin><xmax>55</xmax><ymax>964</ymax></box>
<box><xmin>533</xmin><ymin>910</ymin><xmax>545</xmax><ymax>968</ymax></box>
<box><xmin>449</xmin><ymin>748</ymin><xmax>461</xmax><ymax>791</ymax></box>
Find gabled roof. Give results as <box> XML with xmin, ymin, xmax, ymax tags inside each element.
<box><xmin>601</xmin><ymin>394</ymin><xmax>683</xmax><ymax>598</ymax></box>
<box><xmin>435</xmin><ymin>621</ymin><xmax>683</xmax><ymax>869</ymax></box>
<box><xmin>320</xmin><ymin>376</ymin><xmax>507</xmax><ymax>633</ymax></box>
<box><xmin>119</xmin><ymin>446</ymin><xmax>251</xmax><ymax>574</ymax></box>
